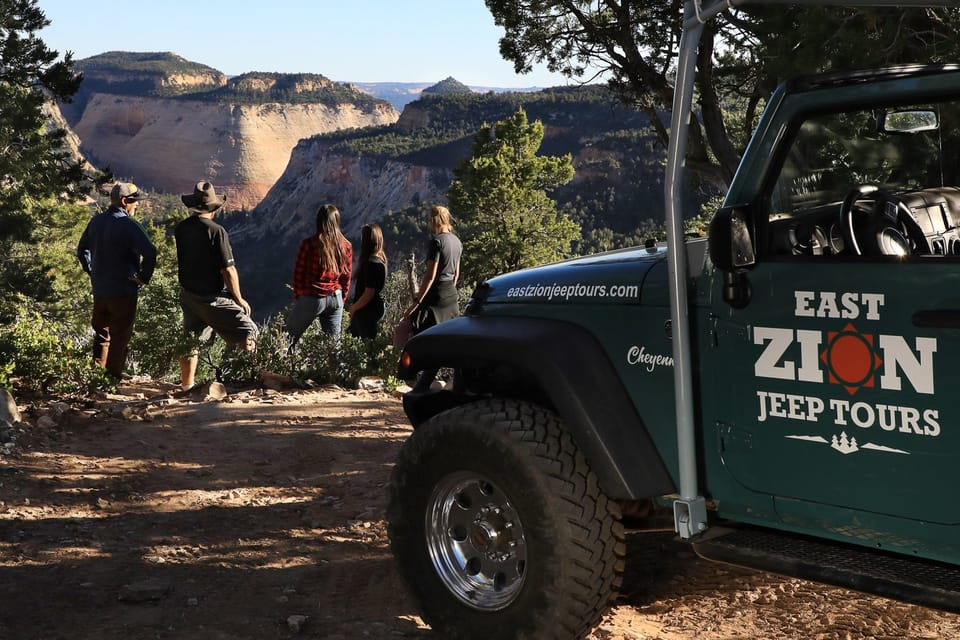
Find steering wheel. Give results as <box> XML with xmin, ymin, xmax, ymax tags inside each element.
<box><xmin>839</xmin><ymin>185</ymin><xmax>930</xmax><ymax>256</ymax></box>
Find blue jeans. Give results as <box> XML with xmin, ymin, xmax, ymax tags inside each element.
<box><xmin>287</xmin><ymin>291</ymin><xmax>343</xmax><ymax>345</ymax></box>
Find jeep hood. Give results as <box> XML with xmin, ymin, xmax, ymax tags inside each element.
<box><xmin>472</xmin><ymin>238</ymin><xmax>708</xmax><ymax>308</ymax></box>
<box><xmin>473</xmin><ymin>244</ymin><xmax>667</xmax><ymax>306</ymax></box>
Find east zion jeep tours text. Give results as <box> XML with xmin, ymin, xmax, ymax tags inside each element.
<box><xmin>753</xmin><ymin>290</ymin><xmax>940</xmax><ymax>441</ymax></box>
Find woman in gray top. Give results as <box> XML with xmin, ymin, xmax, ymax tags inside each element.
<box><xmin>405</xmin><ymin>204</ymin><xmax>462</xmax><ymax>334</ymax></box>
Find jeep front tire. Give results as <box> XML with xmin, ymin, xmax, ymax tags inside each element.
<box><xmin>387</xmin><ymin>399</ymin><xmax>624</xmax><ymax>640</ymax></box>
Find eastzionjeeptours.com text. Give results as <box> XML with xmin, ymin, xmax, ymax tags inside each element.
<box><xmin>505</xmin><ymin>283</ymin><xmax>639</xmax><ymax>301</ymax></box>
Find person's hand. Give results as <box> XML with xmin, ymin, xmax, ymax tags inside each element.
<box><xmin>129</xmin><ymin>276</ymin><xmax>146</xmax><ymax>287</ymax></box>
<box><xmin>237</xmin><ymin>297</ymin><xmax>252</xmax><ymax>316</ymax></box>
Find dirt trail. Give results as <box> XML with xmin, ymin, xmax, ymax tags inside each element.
<box><xmin>1</xmin><ymin>381</ymin><xmax>958</xmax><ymax>639</ymax></box>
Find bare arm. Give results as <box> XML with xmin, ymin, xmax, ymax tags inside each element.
<box><xmin>348</xmin><ymin>287</ymin><xmax>376</xmax><ymax>315</ymax></box>
<box><xmin>221</xmin><ymin>265</ymin><xmax>251</xmax><ymax>316</ymax></box>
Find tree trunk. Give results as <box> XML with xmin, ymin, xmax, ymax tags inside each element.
<box><xmin>406</xmin><ymin>252</ymin><xmax>418</xmax><ymax>300</ymax></box>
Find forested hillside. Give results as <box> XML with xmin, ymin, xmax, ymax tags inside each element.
<box><xmin>255</xmin><ymin>85</ymin><xmax>710</xmax><ymax>253</ymax></box>
<box><xmin>340</xmin><ymin>85</ymin><xmax>710</xmax><ymax>247</ymax></box>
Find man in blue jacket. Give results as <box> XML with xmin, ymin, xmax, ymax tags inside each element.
<box><xmin>77</xmin><ymin>182</ymin><xmax>157</xmax><ymax>380</ymax></box>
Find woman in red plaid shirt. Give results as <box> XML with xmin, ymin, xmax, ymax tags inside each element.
<box><xmin>286</xmin><ymin>204</ymin><xmax>353</xmax><ymax>346</ymax></box>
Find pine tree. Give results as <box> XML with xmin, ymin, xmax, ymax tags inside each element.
<box><xmin>448</xmin><ymin>108</ymin><xmax>579</xmax><ymax>287</ymax></box>
<box><xmin>0</xmin><ymin>0</ymin><xmax>87</xmax><ymax>314</ymax></box>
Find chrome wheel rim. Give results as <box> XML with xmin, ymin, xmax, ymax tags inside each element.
<box><xmin>426</xmin><ymin>471</ymin><xmax>527</xmax><ymax>610</ymax></box>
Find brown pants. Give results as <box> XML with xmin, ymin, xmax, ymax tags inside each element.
<box><xmin>91</xmin><ymin>296</ymin><xmax>138</xmax><ymax>379</ymax></box>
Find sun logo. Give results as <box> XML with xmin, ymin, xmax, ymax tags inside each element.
<box><xmin>819</xmin><ymin>323</ymin><xmax>884</xmax><ymax>395</ymax></box>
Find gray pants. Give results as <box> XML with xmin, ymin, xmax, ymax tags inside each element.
<box><xmin>180</xmin><ymin>288</ymin><xmax>257</xmax><ymax>346</ymax></box>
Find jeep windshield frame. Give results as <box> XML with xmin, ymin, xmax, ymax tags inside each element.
<box><xmin>668</xmin><ymin>0</ymin><xmax>959</xmax><ymax>539</ymax></box>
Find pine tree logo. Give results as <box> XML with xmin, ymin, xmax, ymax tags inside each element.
<box><xmin>830</xmin><ymin>432</ymin><xmax>859</xmax><ymax>454</ymax></box>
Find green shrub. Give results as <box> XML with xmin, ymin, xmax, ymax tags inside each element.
<box><xmin>249</xmin><ymin>314</ymin><xmax>295</xmax><ymax>376</ymax></box>
<box><xmin>168</xmin><ymin>311</ymin><xmax>402</xmax><ymax>391</ymax></box>
<box><xmin>287</xmin><ymin>322</ymin><xmax>400</xmax><ymax>389</ymax></box>
<box><xmin>0</xmin><ymin>306</ymin><xmax>113</xmax><ymax>394</ymax></box>
<box><xmin>127</xmin><ymin>267</ymin><xmax>192</xmax><ymax>381</ymax></box>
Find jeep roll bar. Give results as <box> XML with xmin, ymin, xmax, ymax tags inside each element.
<box><xmin>667</xmin><ymin>0</ymin><xmax>958</xmax><ymax>539</ymax></box>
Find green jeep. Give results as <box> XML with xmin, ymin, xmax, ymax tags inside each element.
<box><xmin>387</xmin><ymin>2</ymin><xmax>960</xmax><ymax>639</ymax></box>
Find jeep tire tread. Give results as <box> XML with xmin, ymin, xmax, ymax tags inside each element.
<box><xmin>387</xmin><ymin>399</ymin><xmax>624</xmax><ymax>640</ymax></box>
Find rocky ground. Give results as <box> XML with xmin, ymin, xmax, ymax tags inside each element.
<box><xmin>1</xmin><ymin>379</ymin><xmax>959</xmax><ymax>640</ymax></box>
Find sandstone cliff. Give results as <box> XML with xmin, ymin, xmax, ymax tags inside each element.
<box><xmin>71</xmin><ymin>94</ymin><xmax>398</xmax><ymax>209</ymax></box>
<box><xmin>66</xmin><ymin>52</ymin><xmax>401</xmax><ymax>209</ymax></box>
<box><xmin>233</xmin><ymin>136</ymin><xmax>450</xmax><ymax>241</ymax></box>
<box><xmin>227</xmin><ymin>134</ymin><xmax>451</xmax><ymax>318</ymax></box>
<box><xmin>42</xmin><ymin>101</ymin><xmax>84</xmax><ymax>166</ymax></box>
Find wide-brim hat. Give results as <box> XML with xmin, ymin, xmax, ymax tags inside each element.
<box><xmin>182</xmin><ymin>181</ymin><xmax>227</xmax><ymax>212</ymax></box>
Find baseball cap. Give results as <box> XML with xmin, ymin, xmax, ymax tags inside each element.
<box><xmin>111</xmin><ymin>182</ymin><xmax>146</xmax><ymax>201</ymax></box>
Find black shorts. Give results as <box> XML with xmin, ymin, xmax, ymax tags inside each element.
<box><xmin>180</xmin><ymin>288</ymin><xmax>257</xmax><ymax>346</ymax></box>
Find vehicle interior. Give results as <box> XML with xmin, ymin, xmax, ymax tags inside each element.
<box><xmin>766</xmin><ymin>99</ymin><xmax>960</xmax><ymax>258</ymax></box>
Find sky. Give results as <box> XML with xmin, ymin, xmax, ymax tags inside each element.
<box><xmin>36</xmin><ymin>0</ymin><xmax>573</xmax><ymax>89</ymax></box>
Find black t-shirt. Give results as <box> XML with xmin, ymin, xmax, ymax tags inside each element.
<box><xmin>427</xmin><ymin>232</ymin><xmax>462</xmax><ymax>282</ymax></box>
<box><xmin>174</xmin><ymin>215</ymin><xmax>236</xmax><ymax>295</ymax></box>
<box><xmin>352</xmin><ymin>257</ymin><xmax>386</xmax><ymax>303</ymax></box>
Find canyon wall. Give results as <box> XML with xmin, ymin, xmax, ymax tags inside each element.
<box><xmin>71</xmin><ymin>94</ymin><xmax>398</xmax><ymax>209</ymax></box>
<box><xmin>233</xmin><ymin>136</ymin><xmax>450</xmax><ymax>241</ymax></box>
<box><xmin>226</xmin><ymin>135</ymin><xmax>451</xmax><ymax>317</ymax></box>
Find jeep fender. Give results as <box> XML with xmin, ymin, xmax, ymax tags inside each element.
<box><xmin>399</xmin><ymin>316</ymin><xmax>676</xmax><ymax>501</ymax></box>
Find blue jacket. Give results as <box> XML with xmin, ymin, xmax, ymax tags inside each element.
<box><xmin>77</xmin><ymin>207</ymin><xmax>157</xmax><ymax>298</ymax></box>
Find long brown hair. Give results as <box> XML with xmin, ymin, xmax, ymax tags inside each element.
<box><xmin>359</xmin><ymin>223</ymin><xmax>387</xmax><ymax>267</ymax></box>
<box><xmin>316</xmin><ymin>204</ymin><xmax>349</xmax><ymax>273</ymax></box>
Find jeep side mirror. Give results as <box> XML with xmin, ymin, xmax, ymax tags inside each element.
<box><xmin>708</xmin><ymin>206</ymin><xmax>755</xmax><ymax>309</ymax></box>
<box><xmin>708</xmin><ymin>205</ymin><xmax>756</xmax><ymax>271</ymax></box>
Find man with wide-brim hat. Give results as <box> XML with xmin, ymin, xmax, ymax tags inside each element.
<box><xmin>181</xmin><ymin>180</ymin><xmax>227</xmax><ymax>212</ymax></box>
<box><xmin>173</xmin><ymin>181</ymin><xmax>257</xmax><ymax>390</ymax></box>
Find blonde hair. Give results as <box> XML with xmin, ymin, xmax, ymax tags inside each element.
<box><xmin>429</xmin><ymin>205</ymin><xmax>454</xmax><ymax>234</ymax></box>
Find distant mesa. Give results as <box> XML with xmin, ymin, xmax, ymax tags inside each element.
<box><xmin>422</xmin><ymin>77</ymin><xmax>474</xmax><ymax>96</ymax></box>
<box><xmin>63</xmin><ymin>51</ymin><xmax>399</xmax><ymax>209</ymax></box>
<box><xmin>196</xmin><ymin>71</ymin><xmax>386</xmax><ymax>108</ymax></box>
<box><xmin>350</xmin><ymin>78</ymin><xmax>542</xmax><ymax>111</ymax></box>
<box><xmin>73</xmin><ymin>51</ymin><xmax>383</xmax><ymax>108</ymax></box>
<box><xmin>223</xmin><ymin>72</ymin><xmax>333</xmax><ymax>95</ymax></box>
<box><xmin>74</xmin><ymin>51</ymin><xmax>227</xmax><ymax>96</ymax></box>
